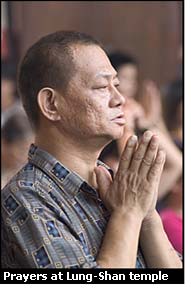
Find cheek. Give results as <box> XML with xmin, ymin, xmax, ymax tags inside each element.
<box><xmin>59</xmin><ymin>96</ymin><xmax>86</xmax><ymax>122</ymax></box>
<box><xmin>86</xmin><ymin>98</ymin><xmax>108</xmax><ymax>122</ymax></box>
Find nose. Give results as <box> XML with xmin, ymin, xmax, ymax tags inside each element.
<box><xmin>109</xmin><ymin>86</ymin><xmax>126</xmax><ymax>107</ymax></box>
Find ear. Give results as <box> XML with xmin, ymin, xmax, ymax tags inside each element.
<box><xmin>37</xmin><ymin>87</ymin><xmax>61</xmax><ymax>121</ymax></box>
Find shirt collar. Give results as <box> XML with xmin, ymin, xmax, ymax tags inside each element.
<box><xmin>28</xmin><ymin>144</ymin><xmax>113</xmax><ymax>200</ymax></box>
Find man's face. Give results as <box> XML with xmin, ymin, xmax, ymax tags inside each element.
<box><xmin>117</xmin><ymin>64</ymin><xmax>138</xmax><ymax>99</ymax></box>
<box><xmin>56</xmin><ymin>45</ymin><xmax>126</xmax><ymax>144</ymax></box>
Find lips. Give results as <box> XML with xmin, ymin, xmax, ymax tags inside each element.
<box><xmin>111</xmin><ymin>113</ymin><xmax>126</xmax><ymax>125</ymax></box>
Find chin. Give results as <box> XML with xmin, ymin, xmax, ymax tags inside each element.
<box><xmin>107</xmin><ymin>127</ymin><xmax>125</xmax><ymax>140</ymax></box>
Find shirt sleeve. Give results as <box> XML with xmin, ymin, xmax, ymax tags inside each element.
<box><xmin>1</xmin><ymin>188</ymin><xmax>101</xmax><ymax>269</ymax></box>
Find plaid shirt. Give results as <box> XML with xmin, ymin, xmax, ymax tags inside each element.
<box><xmin>1</xmin><ymin>144</ymin><xmax>146</xmax><ymax>268</ymax></box>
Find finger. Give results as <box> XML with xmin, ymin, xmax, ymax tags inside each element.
<box><xmin>155</xmin><ymin>146</ymin><xmax>166</xmax><ymax>183</ymax></box>
<box><xmin>147</xmin><ymin>149</ymin><xmax>166</xmax><ymax>183</ymax></box>
<box><xmin>138</xmin><ymin>135</ymin><xmax>159</xmax><ymax>177</ymax></box>
<box><xmin>94</xmin><ymin>165</ymin><xmax>112</xmax><ymax>197</ymax></box>
<box><xmin>117</xmin><ymin>135</ymin><xmax>138</xmax><ymax>173</ymax></box>
<box><xmin>129</xmin><ymin>130</ymin><xmax>153</xmax><ymax>172</ymax></box>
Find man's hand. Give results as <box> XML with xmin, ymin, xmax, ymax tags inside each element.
<box><xmin>95</xmin><ymin>132</ymin><xmax>181</xmax><ymax>269</ymax></box>
<box><xmin>95</xmin><ymin>131</ymin><xmax>166</xmax><ymax>221</ymax></box>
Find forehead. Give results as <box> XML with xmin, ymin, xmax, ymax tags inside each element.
<box><xmin>71</xmin><ymin>44</ymin><xmax>117</xmax><ymax>80</ymax></box>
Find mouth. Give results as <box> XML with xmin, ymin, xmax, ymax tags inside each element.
<box><xmin>111</xmin><ymin>113</ymin><xmax>126</xmax><ymax>125</ymax></box>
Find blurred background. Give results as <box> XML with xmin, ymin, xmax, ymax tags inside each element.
<box><xmin>1</xmin><ymin>1</ymin><xmax>183</xmax><ymax>254</ymax></box>
<box><xmin>2</xmin><ymin>1</ymin><xmax>182</xmax><ymax>86</ymax></box>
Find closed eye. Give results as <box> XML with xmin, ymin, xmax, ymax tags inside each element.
<box><xmin>94</xmin><ymin>86</ymin><xmax>108</xmax><ymax>90</ymax></box>
<box><xmin>93</xmin><ymin>83</ymin><xmax>119</xmax><ymax>90</ymax></box>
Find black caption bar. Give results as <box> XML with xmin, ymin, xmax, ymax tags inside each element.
<box><xmin>0</xmin><ymin>268</ymin><xmax>184</xmax><ymax>284</ymax></box>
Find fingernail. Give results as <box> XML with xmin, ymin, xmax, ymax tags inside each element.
<box><xmin>143</xmin><ymin>130</ymin><xmax>152</xmax><ymax>141</ymax></box>
<box><xmin>128</xmin><ymin>135</ymin><xmax>137</xmax><ymax>146</ymax></box>
<box><xmin>151</xmin><ymin>135</ymin><xmax>159</xmax><ymax>145</ymax></box>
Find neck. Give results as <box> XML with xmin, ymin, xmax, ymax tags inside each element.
<box><xmin>35</xmin><ymin>126</ymin><xmax>107</xmax><ymax>188</ymax></box>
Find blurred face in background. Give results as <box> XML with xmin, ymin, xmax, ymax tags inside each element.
<box><xmin>117</xmin><ymin>64</ymin><xmax>138</xmax><ymax>99</ymax></box>
<box><xmin>1</xmin><ymin>110</ymin><xmax>34</xmax><ymax>181</ymax></box>
<box><xmin>116</xmin><ymin>63</ymin><xmax>143</xmax><ymax>131</ymax></box>
<box><xmin>1</xmin><ymin>134</ymin><xmax>34</xmax><ymax>172</ymax></box>
<box><xmin>1</xmin><ymin>78</ymin><xmax>16</xmax><ymax>111</ymax></box>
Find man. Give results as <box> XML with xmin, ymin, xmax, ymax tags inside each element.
<box><xmin>1</xmin><ymin>31</ymin><xmax>182</xmax><ymax>268</ymax></box>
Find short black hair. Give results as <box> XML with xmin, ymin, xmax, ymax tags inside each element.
<box><xmin>18</xmin><ymin>30</ymin><xmax>101</xmax><ymax>129</ymax></box>
<box><xmin>108</xmin><ymin>51</ymin><xmax>138</xmax><ymax>71</ymax></box>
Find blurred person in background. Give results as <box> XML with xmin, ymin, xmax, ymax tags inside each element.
<box><xmin>2</xmin><ymin>62</ymin><xmax>17</xmax><ymax>123</ymax></box>
<box><xmin>99</xmin><ymin>51</ymin><xmax>183</xmax><ymax>256</ymax></box>
<box><xmin>158</xmin><ymin>75</ymin><xmax>183</xmax><ymax>254</ymax></box>
<box><xmin>1</xmin><ymin>108</ymin><xmax>34</xmax><ymax>188</ymax></box>
<box><xmin>159</xmin><ymin>175</ymin><xmax>182</xmax><ymax>254</ymax></box>
<box><xmin>140</xmin><ymin>48</ymin><xmax>183</xmax><ymax>250</ymax></box>
<box><xmin>162</xmin><ymin>79</ymin><xmax>183</xmax><ymax>151</ymax></box>
<box><xmin>1</xmin><ymin>73</ymin><xmax>15</xmax><ymax>111</ymax></box>
<box><xmin>1</xmin><ymin>31</ymin><xmax>182</xmax><ymax>269</ymax></box>
<box><xmin>1</xmin><ymin>61</ymin><xmax>23</xmax><ymax>127</ymax></box>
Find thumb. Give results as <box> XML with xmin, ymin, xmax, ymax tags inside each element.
<box><xmin>94</xmin><ymin>165</ymin><xmax>112</xmax><ymax>198</ymax></box>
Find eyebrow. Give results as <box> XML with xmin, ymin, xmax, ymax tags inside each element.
<box><xmin>95</xmin><ymin>72</ymin><xmax>118</xmax><ymax>79</ymax></box>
